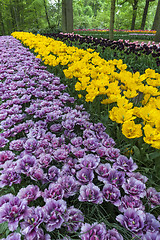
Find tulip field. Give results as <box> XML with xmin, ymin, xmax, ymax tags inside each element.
<box><xmin>0</xmin><ymin>32</ymin><xmax>160</xmax><ymax>239</ymax></box>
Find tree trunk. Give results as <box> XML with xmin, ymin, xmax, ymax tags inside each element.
<box><xmin>57</xmin><ymin>0</ymin><xmax>60</xmax><ymax>27</ymax></box>
<box><xmin>12</xmin><ymin>0</ymin><xmax>22</xmax><ymax>31</ymax></box>
<box><xmin>9</xmin><ymin>0</ymin><xmax>16</xmax><ymax>31</ymax></box>
<box><xmin>13</xmin><ymin>6</ymin><xmax>19</xmax><ymax>30</ymax></box>
<box><xmin>141</xmin><ymin>0</ymin><xmax>150</xmax><ymax>30</ymax></box>
<box><xmin>152</xmin><ymin>0</ymin><xmax>160</xmax><ymax>30</ymax></box>
<box><xmin>154</xmin><ymin>18</ymin><xmax>160</xmax><ymax>42</ymax></box>
<box><xmin>43</xmin><ymin>0</ymin><xmax>51</xmax><ymax>28</ymax></box>
<box><xmin>34</xmin><ymin>5</ymin><xmax>40</xmax><ymax>29</ymax></box>
<box><xmin>0</xmin><ymin>3</ymin><xmax>5</xmax><ymax>35</ymax></box>
<box><xmin>62</xmin><ymin>0</ymin><xmax>73</xmax><ymax>33</ymax></box>
<box><xmin>109</xmin><ymin>0</ymin><xmax>116</xmax><ymax>40</ymax></box>
<box><xmin>19</xmin><ymin>0</ymin><xmax>25</xmax><ymax>29</ymax></box>
<box><xmin>131</xmin><ymin>0</ymin><xmax>138</xmax><ymax>30</ymax></box>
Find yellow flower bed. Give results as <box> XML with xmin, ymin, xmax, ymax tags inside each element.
<box><xmin>12</xmin><ymin>31</ymin><xmax>160</xmax><ymax>148</ymax></box>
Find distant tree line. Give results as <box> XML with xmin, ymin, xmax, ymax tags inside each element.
<box><xmin>0</xmin><ymin>0</ymin><xmax>160</xmax><ymax>41</ymax></box>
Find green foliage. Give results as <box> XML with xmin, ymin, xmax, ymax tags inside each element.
<box><xmin>73</xmin><ymin>0</ymin><xmax>158</xmax><ymax>30</ymax></box>
<box><xmin>0</xmin><ymin>222</ymin><xmax>10</xmax><ymax>239</ymax></box>
<box><xmin>0</xmin><ymin>0</ymin><xmax>159</xmax><ymax>35</ymax></box>
<box><xmin>0</xmin><ymin>0</ymin><xmax>54</xmax><ymax>35</ymax></box>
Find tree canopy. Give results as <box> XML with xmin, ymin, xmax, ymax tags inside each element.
<box><xmin>0</xmin><ymin>0</ymin><xmax>159</xmax><ymax>36</ymax></box>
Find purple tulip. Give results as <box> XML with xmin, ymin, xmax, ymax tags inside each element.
<box><xmin>61</xmin><ymin>163</ymin><xmax>76</xmax><ymax>176</ymax></box>
<box><xmin>0</xmin><ymin>136</ymin><xmax>9</xmax><ymax>148</ymax></box>
<box><xmin>38</xmin><ymin>153</ymin><xmax>52</xmax><ymax>168</ymax></box>
<box><xmin>1</xmin><ymin>117</ymin><xmax>14</xmax><ymax>129</ymax></box>
<box><xmin>119</xmin><ymin>195</ymin><xmax>145</xmax><ymax>212</ymax></box>
<box><xmin>9</xmin><ymin>139</ymin><xmax>24</xmax><ymax>151</ymax></box>
<box><xmin>127</xmin><ymin>172</ymin><xmax>148</xmax><ymax>183</ymax></box>
<box><xmin>96</xmin><ymin>146</ymin><xmax>108</xmax><ymax>157</ymax></box>
<box><xmin>113</xmin><ymin>155</ymin><xmax>138</xmax><ymax>172</ymax></box>
<box><xmin>95</xmin><ymin>163</ymin><xmax>111</xmax><ymax>178</ymax></box>
<box><xmin>102</xmin><ymin>169</ymin><xmax>125</xmax><ymax>187</ymax></box>
<box><xmin>42</xmin><ymin>182</ymin><xmax>64</xmax><ymax>201</ymax></box>
<box><xmin>83</xmin><ymin>137</ymin><xmax>100</xmax><ymax>152</ymax></box>
<box><xmin>105</xmin><ymin>147</ymin><xmax>121</xmax><ymax>162</ymax></box>
<box><xmin>49</xmin><ymin>134</ymin><xmax>63</xmax><ymax>149</ymax></box>
<box><xmin>0</xmin><ymin>194</ymin><xmax>13</xmax><ymax>207</ymax></box>
<box><xmin>78</xmin><ymin>154</ymin><xmax>100</xmax><ymax>169</ymax></box>
<box><xmin>0</xmin><ymin>169</ymin><xmax>21</xmax><ymax>187</ymax></box>
<box><xmin>146</xmin><ymin>187</ymin><xmax>160</xmax><ymax>208</ymax></box>
<box><xmin>47</xmin><ymin>165</ymin><xmax>60</xmax><ymax>182</ymax></box>
<box><xmin>17</xmin><ymin>154</ymin><xmax>36</xmax><ymax>175</ymax></box>
<box><xmin>83</xmin><ymin>129</ymin><xmax>96</xmax><ymax>139</ymax></box>
<box><xmin>71</xmin><ymin>146</ymin><xmax>85</xmax><ymax>158</ymax></box>
<box><xmin>2</xmin><ymin>233</ymin><xmax>21</xmax><ymax>240</ymax></box>
<box><xmin>80</xmin><ymin>222</ymin><xmax>107</xmax><ymax>240</ymax></box>
<box><xmin>20</xmin><ymin>206</ymin><xmax>45</xmax><ymax>238</ymax></box>
<box><xmin>50</xmin><ymin>123</ymin><xmax>62</xmax><ymax>132</ymax></box>
<box><xmin>53</xmin><ymin>148</ymin><xmax>69</xmax><ymax>162</ymax></box>
<box><xmin>46</xmin><ymin>111</ymin><xmax>61</xmax><ymax>122</ymax></box>
<box><xmin>102</xmin><ymin>183</ymin><xmax>121</xmax><ymax>206</ymax></box>
<box><xmin>76</xmin><ymin>168</ymin><xmax>94</xmax><ymax>184</ymax></box>
<box><xmin>143</xmin><ymin>213</ymin><xmax>160</xmax><ymax>233</ymax></box>
<box><xmin>44</xmin><ymin>199</ymin><xmax>66</xmax><ymax>231</ymax></box>
<box><xmin>122</xmin><ymin>177</ymin><xmax>146</xmax><ymax>199</ymax></box>
<box><xmin>78</xmin><ymin>182</ymin><xmax>103</xmax><ymax>204</ymax></box>
<box><xmin>23</xmin><ymin>138</ymin><xmax>37</xmax><ymax>153</ymax></box>
<box><xmin>63</xmin><ymin>206</ymin><xmax>84</xmax><ymax>232</ymax></box>
<box><xmin>0</xmin><ymin>151</ymin><xmax>15</xmax><ymax>164</ymax></box>
<box><xmin>62</xmin><ymin>119</ymin><xmax>75</xmax><ymax>131</ymax></box>
<box><xmin>29</xmin><ymin>167</ymin><xmax>44</xmax><ymax>181</ymax></box>
<box><xmin>93</xmin><ymin>122</ymin><xmax>106</xmax><ymax>132</ymax></box>
<box><xmin>0</xmin><ymin>195</ymin><xmax>27</xmax><ymax>231</ymax></box>
<box><xmin>0</xmin><ymin>112</ymin><xmax>7</xmax><ymax>121</ymax></box>
<box><xmin>143</xmin><ymin>231</ymin><xmax>160</xmax><ymax>240</ymax></box>
<box><xmin>58</xmin><ymin>175</ymin><xmax>80</xmax><ymax>198</ymax></box>
<box><xmin>71</xmin><ymin>136</ymin><xmax>83</xmax><ymax>146</ymax></box>
<box><xmin>31</xmin><ymin>228</ymin><xmax>51</xmax><ymax>240</ymax></box>
<box><xmin>102</xmin><ymin>137</ymin><xmax>115</xmax><ymax>148</ymax></box>
<box><xmin>105</xmin><ymin>228</ymin><xmax>124</xmax><ymax>240</ymax></box>
<box><xmin>64</xmin><ymin>130</ymin><xmax>77</xmax><ymax>139</ymax></box>
<box><xmin>116</xmin><ymin>208</ymin><xmax>146</xmax><ymax>235</ymax></box>
<box><xmin>17</xmin><ymin>185</ymin><xmax>41</xmax><ymax>202</ymax></box>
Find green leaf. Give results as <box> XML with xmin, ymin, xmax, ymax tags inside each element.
<box><xmin>148</xmin><ymin>151</ymin><xmax>160</xmax><ymax>160</ymax></box>
<box><xmin>133</xmin><ymin>145</ymin><xmax>141</xmax><ymax>159</ymax></box>
<box><xmin>155</xmin><ymin>158</ymin><xmax>160</xmax><ymax>179</ymax></box>
<box><xmin>0</xmin><ymin>222</ymin><xmax>8</xmax><ymax>234</ymax></box>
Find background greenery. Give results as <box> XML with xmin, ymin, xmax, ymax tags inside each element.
<box><xmin>0</xmin><ymin>0</ymin><xmax>159</xmax><ymax>36</ymax></box>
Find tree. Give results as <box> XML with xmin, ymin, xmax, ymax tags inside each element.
<box><xmin>62</xmin><ymin>0</ymin><xmax>73</xmax><ymax>32</ymax></box>
<box><xmin>155</xmin><ymin>19</ymin><xmax>160</xmax><ymax>41</ymax></box>
<box><xmin>0</xmin><ymin>1</ymin><xmax>5</xmax><ymax>35</ymax></box>
<box><xmin>109</xmin><ymin>0</ymin><xmax>116</xmax><ymax>40</ymax></box>
<box><xmin>154</xmin><ymin>0</ymin><xmax>160</xmax><ymax>42</ymax></box>
<box><xmin>131</xmin><ymin>0</ymin><xmax>138</xmax><ymax>30</ymax></box>
<box><xmin>43</xmin><ymin>0</ymin><xmax>51</xmax><ymax>28</ymax></box>
<box><xmin>83</xmin><ymin>1</ymin><xmax>103</xmax><ymax>17</ymax></box>
<box><xmin>141</xmin><ymin>0</ymin><xmax>155</xmax><ymax>30</ymax></box>
<box><xmin>152</xmin><ymin>0</ymin><xmax>160</xmax><ymax>30</ymax></box>
<box><xmin>57</xmin><ymin>0</ymin><xmax>61</xmax><ymax>28</ymax></box>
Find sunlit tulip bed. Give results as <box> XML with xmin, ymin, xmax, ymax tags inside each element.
<box><xmin>73</xmin><ymin>29</ymin><xmax>156</xmax><ymax>42</ymax></box>
<box><xmin>0</xmin><ymin>32</ymin><xmax>160</xmax><ymax>240</ymax></box>
<box><xmin>74</xmin><ymin>29</ymin><xmax>156</xmax><ymax>33</ymax></box>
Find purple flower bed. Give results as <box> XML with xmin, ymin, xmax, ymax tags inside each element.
<box><xmin>0</xmin><ymin>36</ymin><xmax>160</xmax><ymax>239</ymax></box>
